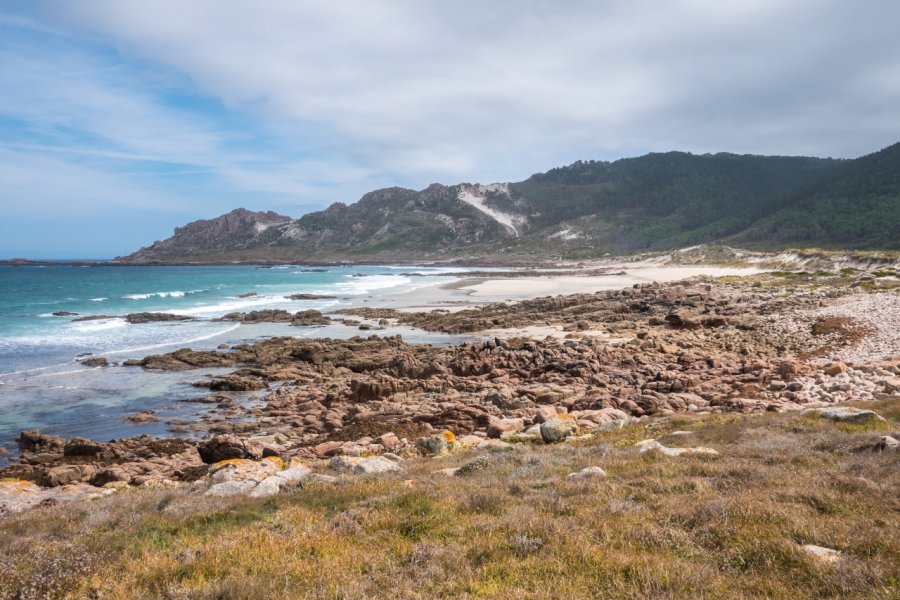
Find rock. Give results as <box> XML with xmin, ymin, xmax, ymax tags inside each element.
<box><xmin>46</xmin><ymin>465</ymin><xmax>84</xmax><ymax>487</ymax></box>
<box><xmin>197</xmin><ymin>435</ymin><xmax>265</xmax><ymax>463</ymax></box>
<box><xmin>874</xmin><ymin>436</ymin><xmax>899</xmax><ymax>452</ymax></box>
<box><xmin>197</xmin><ymin>375</ymin><xmax>268</xmax><ymax>392</ymax></box>
<box><xmin>455</xmin><ymin>435</ymin><xmax>483</xmax><ymax>448</ymax></box>
<box><xmin>802</xmin><ymin>407</ymin><xmax>885</xmax><ymax>424</ymax></box>
<box><xmin>249</xmin><ymin>478</ymin><xmax>281</xmax><ymax>498</ymax></box>
<box><xmin>880</xmin><ymin>376</ymin><xmax>900</xmax><ymax>393</ymax></box>
<box><xmin>63</xmin><ymin>437</ymin><xmax>103</xmax><ymax>457</ymax></box>
<box><xmin>90</xmin><ymin>466</ymin><xmax>133</xmax><ymax>486</ymax></box>
<box><xmin>125</xmin><ymin>312</ymin><xmax>193</xmax><ymax>324</ymax></box>
<box><xmin>279</xmin><ymin>461</ymin><xmax>313</xmax><ymax>480</ymax></box>
<box><xmin>416</xmin><ymin>431</ymin><xmax>456</xmax><ymax>455</ymax></box>
<box><xmin>665</xmin><ymin>310</ymin><xmax>701</xmax><ymax>329</ymax></box>
<box><xmin>291</xmin><ymin>310</ymin><xmax>331</xmax><ymax>326</ymax></box>
<box><xmin>206</xmin><ymin>480</ymin><xmax>257</xmax><ymax>497</ymax></box>
<box><xmin>532</xmin><ymin>405</ymin><xmax>559</xmax><ymax>423</ymax></box>
<box><xmin>435</xmin><ymin>467</ymin><xmax>460</xmax><ymax>477</ymax></box>
<box><xmin>237</xmin><ymin>292</ymin><xmax>258</xmax><ymax>298</ymax></box>
<box><xmin>594</xmin><ymin>419</ymin><xmax>632</xmax><ymax>432</ymax></box>
<box><xmin>635</xmin><ymin>439</ymin><xmax>718</xmax><ymax>457</ymax></box>
<box><xmin>540</xmin><ymin>415</ymin><xmax>578</xmax><ymax>443</ymax></box>
<box><xmin>800</xmin><ymin>544</ymin><xmax>843</xmax><ymax>565</ymax></box>
<box><xmin>219</xmin><ymin>309</ymin><xmax>292</xmax><ymax>323</ymax></box>
<box><xmin>80</xmin><ymin>357</ymin><xmax>109</xmax><ymax>367</ymax></box>
<box><xmin>330</xmin><ymin>456</ymin><xmax>401</xmax><ymax>475</ymax></box>
<box><xmin>779</xmin><ymin>360</ymin><xmax>804</xmax><ymax>380</ymax></box>
<box><xmin>376</xmin><ymin>432</ymin><xmax>401</xmax><ymax>451</ymax></box>
<box><xmin>52</xmin><ymin>311</ymin><xmax>79</xmax><ymax>317</ymax></box>
<box><xmin>123</xmin><ymin>411</ymin><xmax>159</xmax><ymax>423</ymax></box>
<box><xmin>487</xmin><ymin>417</ymin><xmax>524</xmax><ymax>439</ymax></box>
<box><xmin>208</xmin><ymin>457</ymin><xmax>282</xmax><ymax>485</ymax></box>
<box><xmin>823</xmin><ymin>362</ymin><xmax>848</xmax><ymax>376</ymax></box>
<box><xmin>313</xmin><ymin>441</ymin><xmax>345</xmax><ymax>458</ymax></box>
<box><xmin>566</xmin><ymin>466</ymin><xmax>608</xmax><ymax>481</ymax></box>
<box><xmin>285</xmin><ymin>293</ymin><xmax>336</xmax><ymax>300</ymax></box>
<box><xmin>0</xmin><ymin>480</ymin><xmax>115</xmax><ymax>513</ymax></box>
<box><xmin>17</xmin><ymin>430</ymin><xmax>64</xmax><ymax>452</ymax></box>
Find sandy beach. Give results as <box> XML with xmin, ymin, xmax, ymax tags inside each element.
<box><xmin>386</xmin><ymin>265</ymin><xmax>765</xmax><ymax>310</ymax></box>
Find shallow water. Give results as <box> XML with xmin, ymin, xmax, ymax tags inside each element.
<box><xmin>0</xmin><ymin>264</ymin><xmax>470</xmax><ymax>458</ymax></box>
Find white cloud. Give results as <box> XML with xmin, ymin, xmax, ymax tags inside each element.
<box><xmin>47</xmin><ymin>0</ymin><xmax>900</xmax><ymax>179</ymax></box>
<box><xmin>2</xmin><ymin>1</ymin><xmax>900</xmax><ymax>256</ymax></box>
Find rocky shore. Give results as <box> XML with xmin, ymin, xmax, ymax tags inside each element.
<box><xmin>1</xmin><ymin>269</ymin><xmax>897</xmax><ymax>513</ymax></box>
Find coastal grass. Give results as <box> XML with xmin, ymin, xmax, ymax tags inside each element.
<box><xmin>1</xmin><ymin>398</ymin><xmax>898</xmax><ymax>599</ymax></box>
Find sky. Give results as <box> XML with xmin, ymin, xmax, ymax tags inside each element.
<box><xmin>1</xmin><ymin>1</ymin><xmax>899</xmax><ymax>258</ymax></box>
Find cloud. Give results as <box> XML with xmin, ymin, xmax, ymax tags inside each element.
<box><xmin>2</xmin><ymin>1</ymin><xmax>899</xmax><ymax>256</ymax></box>
<box><xmin>49</xmin><ymin>0</ymin><xmax>900</xmax><ymax>171</ymax></box>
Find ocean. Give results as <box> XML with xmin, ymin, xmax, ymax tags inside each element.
<box><xmin>0</xmin><ymin>263</ymin><xmax>469</xmax><ymax>460</ymax></box>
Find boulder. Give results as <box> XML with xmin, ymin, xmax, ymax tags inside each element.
<box><xmin>802</xmin><ymin>407</ymin><xmax>885</xmax><ymax>424</ymax></box>
<box><xmin>880</xmin><ymin>377</ymin><xmax>900</xmax><ymax>394</ymax></box>
<box><xmin>416</xmin><ymin>431</ymin><xmax>456</xmax><ymax>455</ymax></box>
<box><xmin>206</xmin><ymin>480</ymin><xmax>257</xmax><ymax>497</ymax></box>
<box><xmin>17</xmin><ymin>430</ymin><xmax>64</xmax><ymax>452</ymax></box>
<box><xmin>540</xmin><ymin>415</ymin><xmax>578</xmax><ymax>443</ymax></box>
<box><xmin>487</xmin><ymin>418</ymin><xmax>524</xmax><ymax>439</ymax></box>
<box><xmin>63</xmin><ymin>437</ymin><xmax>103</xmax><ymax>457</ymax></box>
<box><xmin>800</xmin><ymin>544</ymin><xmax>842</xmax><ymax>565</ymax></box>
<box><xmin>46</xmin><ymin>465</ymin><xmax>84</xmax><ymax>487</ymax></box>
<box><xmin>330</xmin><ymin>456</ymin><xmax>401</xmax><ymax>475</ymax></box>
<box><xmin>665</xmin><ymin>310</ymin><xmax>701</xmax><ymax>329</ymax></box>
<box><xmin>532</xmin><ymin>405</ymin><xmax>559</xmax><ymax>424</ymax></box>
<box><xmin>208</xmin><ymin>457</ymin><xmax>282</xmax><ymax>485</ymax></box>
<box><xmin>635</xmin><ymin>439</ymin><xmax>718</xmax><ymax>457</ymax></box>
<box><xmin>873</xmin><ymin>436</ymin><xmax>899</xmax><ymax>452</ymax></box>
<box><xmin>90</xmin><ymin>465</ymin><xmax>133</xmax><ymax>486</ymax></box>
<box><xmin>80</xmin><ymin>357</ymin><xmax>109</xmax><ymax>367</ymax></box>
<box><xmin>125</xmin><ymin>312</ymin><xmax>193</xmax><ymax>324</ymax></box>
<box><xmin>566</xmin><ymin>466</ymin><xmax>608</xmax><ymax>481</ymax></box>
<box><xmin>823</xmin><ymin>362</ymin><xmax>848</xmax><ymax>376</ymax></box>
<box><xmin>778</xmin><ymin>360</ymin><xmax>804</xmax><ymax>380</ymax></box>
<box><xmin>376</xmin><ymin>432</ymin><xmax>400</xmax><ymax>451</ymax></box>
<box><xmin>197</xmin><ymin>434</ymin><xmax>265</xmax><ymax>464</ymax></box>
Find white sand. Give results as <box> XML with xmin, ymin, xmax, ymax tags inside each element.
<box><xmin>380</xmin><ymin>265</ymin><xmax>764</xmax><ymax>310</ymax></box>
<box><xmin>460</xmin><ymin>266</ymin><xmax>763</xmax><ymax>301</ymax></box>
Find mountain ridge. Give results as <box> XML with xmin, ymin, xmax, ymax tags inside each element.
<box><xmin>119</xmin><ymin>143</ymin><xmax>900</xmax><ymax>263</ymax></box>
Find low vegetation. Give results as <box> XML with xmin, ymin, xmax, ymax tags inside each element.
<box><xmin>1</xmin><ymin>398</ymin><xmax>897</xmax><ymax>599</ymax></box>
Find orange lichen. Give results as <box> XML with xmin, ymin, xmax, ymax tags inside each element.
<box><xmin>264</xmin><ymin>456</ymin><xmax>285</xmax><ymax>470</ymax></box>
<box><xmin>440</xmin><ymin>431</ymin><xmax>457</xmax><ymax>444</ymax></box>
<box><xmin>209</xmin><ymin>458</ymin><xmax>250</xmax><ymax>473</ymax></box>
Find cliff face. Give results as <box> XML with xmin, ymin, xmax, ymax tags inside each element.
<box><xmin>118</xmin><ymin>142</ymin><xmax>900</xmax><ymax>263</ymax></box>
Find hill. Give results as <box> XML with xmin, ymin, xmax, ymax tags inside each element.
<box><xmin>118</xmin><ymin>142</ymin><xmax>900</xmax><ymax>263</ymax></box>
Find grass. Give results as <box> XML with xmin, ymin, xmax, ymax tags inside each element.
<box><xmin>1</xmin><ymin>398</ymin><xmax>898</xmax><ymax>599</ymax></box>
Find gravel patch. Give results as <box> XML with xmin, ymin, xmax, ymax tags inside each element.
<box><xmin>816</xmin><ymin>292</ymin><xmax>900</xmax><ymax>362</ymax></box>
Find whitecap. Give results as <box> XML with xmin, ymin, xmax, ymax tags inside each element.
<box><xmin>71</xmin><ymin>318</ymin><xmax>127</xmax><ymax>333</ymax></box>
<box><xmin>122</xmin><ymin>289</ymin><xmax>205</xmax><ymax>300</ymax></box>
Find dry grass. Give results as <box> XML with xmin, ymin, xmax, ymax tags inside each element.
<box><xmin>1</xmin><ymin>398</ymin><xmax>898</xmax><ymax>599</ymax></box>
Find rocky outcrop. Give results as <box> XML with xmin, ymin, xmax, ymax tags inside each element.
<box><xmin>219</xmin><ymin>309</ymin><xmax>330</xmax><ymax>326</ymax></box>
<box><xmin>197</xmin><ymin>435</ymin><xmax>266</xmax><ymax>464</ymax></box>
<box><xmin>3</xmin><ymin>277</ymin><xmax>897</xmax><ymax>510</ymax></box>
<box><xmin>125</xmin><ymin>312</ymin><xmax>194</xmax><ymax>324</ymax></box>
<box><xmin>121</xmin><ymin>208</ymin><xmax>292</xmax><ymax>263</ymax></box>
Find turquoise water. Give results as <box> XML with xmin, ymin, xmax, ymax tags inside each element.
<box><xmin>0</xmin><ymin>264</ymin><xmax>465</xmax><ymax>458</ymax></box>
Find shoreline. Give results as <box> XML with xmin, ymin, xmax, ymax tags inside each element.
<box><xmin>382</xmin><ymin>265</ymin><xmax>765</xmax><ymax>310</ymax></box>
<box><xmin>1</xmin><ymin>263</ymin><xmax>897</xmax><ymax>513</ymax></box>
